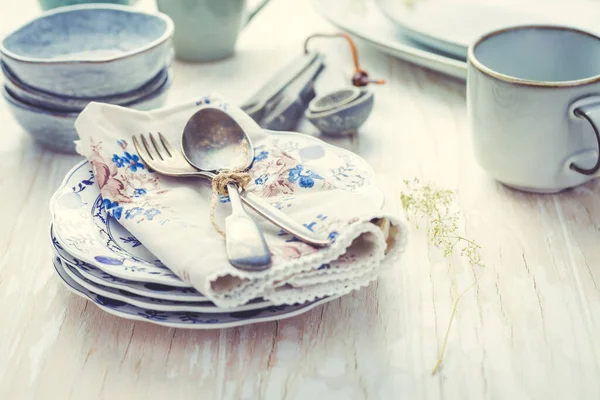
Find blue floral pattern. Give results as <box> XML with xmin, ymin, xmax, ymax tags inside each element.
<box><xmin>53</xmin><ymin>127</ymin><xmax>381</xmax><ymax>298</ymax></box>
<box><xmin>218</xmin><ymin>194</ymin><xmax>230</xmax><ymax>203</ymax></box>
<box><xmin>96</xmin><ymin>295</ymin><xmax>127</xmax><ymax>308</ymax></box>
<box><xmin>89</xmin><ymin>140</ymin><xmax>170</xmax><ymax>226</ymax></box>
<box><xmin>120</xmin><ymin>236</ymin><xmax>142</xmax><ymax>248</ymax></box>
<box><xmin>328</xmin><ymin>231</ymin><xmax>339</xmax><ymax>242</ymax></box>
<box><xmin>52</xmin><ymin>231</ymin><xmax>207</xmax><ymax>301</ymax></box>
<box><xmin>112</xmin><ymin>154</ymin><xmax>125</xmax><ymax>168</ymax></box>
<box><xmin>246</xmin><ymin>139</ymin><xmax>375</xmax><ymax>201</ymax></box>
<box><xmin>125</xmin><ymin>207</ymin><xmax>143</xmax><ymax>220</ymax></box>
<box><xmin>145</xmin><ymin>209</ymin><xmax>161</xmax><ymax>220</ymax></box>
<box><xmin>254</xmin><ymin>150</ymin><xmax>269</xmax><ymax>162</ymax></box>
<box><xmin>288</xmin><ymin>164</ymin><xmax>323</xmax><ymax>188</ymax></box>
<box><xmin>271</xmin><ymin>196</ymin><xmax>295</xmax><ymax>210</ymax></box>
<box><xmin>53</xmin><ymin>255</ymin><xmax>331</xmax><ymax>328</ymax></box>
<box><xmin>126</xmin><ymin>152</ymin><xmax>144</xmax><ymax>172</ymax></box>
<box><xmin>112</xmin><ymin>151</ymin><xmax>144</xmax><ymax>172</ymax></box>
<box><xmin>137</xmin><ymin>310</ymin><xmax>169</xmax><ymax>321</ymax></box>
<box><xmin>103</xmin><ymin>199</ymin><xmax>123</xmax><ymax>220</ymax></box>
<box><xmin>72</xmin><ymin>170</ymin><xmax>95</xmax><ymax>194</ymax></box>
<box><xmin>255</xmin><ymin>175</ymin><xmax>268</xmax><ymax>185</ymax></box>
<box><xmin>88</xmin><ymin>194</ymin><xmax>180</xmax><ymax>282</ymax></box>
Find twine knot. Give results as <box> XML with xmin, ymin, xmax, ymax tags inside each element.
<box><xmin>209</xmin><ymin>170</ymin><xmax>252</xmax><ymax>238</ymax></box>
<box><xmin>211</xmin><ymin>171</ymin><xmax>252</xmax><ymax>196</ymax></box>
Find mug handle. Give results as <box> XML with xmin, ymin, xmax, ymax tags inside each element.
<box><xmin>570</xmin><ymin>98</ymin><xmax>600</xmax><ymax>175</ymax></box>
<box><xmin>244</xmin><ymin>0</ymin><xmax>271</xmax><ymax>27</ymax></box>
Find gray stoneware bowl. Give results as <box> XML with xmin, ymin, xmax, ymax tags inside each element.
<box><xmin>39</xmin><ymin>0</ymin><xmax>134</xmax><ymax>11</ymax></box>
<box><xmin>4</xmin><ymin>70</ymin><xmax>172</xmax><ymax>153</ymax></box>
<box><xmin>0</xmin><ymin>4</ymin><xmax>173</xmax><ymax>97</ymax></box>
<box><xmin>2</xmin><ymin>62</ymin><xmax>170</xmax><ymax>112</ymax></box>
<box><xmin>305</xmin><ymin>89</ymin><xmax>374</xmax><ymax>135</ymax></box>
<box><xmin>307</xmin><ymin>87</ymin><xmax>362</xmax><ymax>113</ymax></box>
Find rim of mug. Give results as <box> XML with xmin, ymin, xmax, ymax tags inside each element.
<box><xmin>468</xmin><ymin>25</ymin><xmax>600</xmax><ymax>88</ymax></box>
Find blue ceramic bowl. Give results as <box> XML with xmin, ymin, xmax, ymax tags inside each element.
<box><xmin>2</xmin><ymin>62</ymin><xmax>170</xmax><ymax>112</ymax></box>
<box><xmin>4</xmin><ymin>70</ymin><xmax>172</xmax><ymax>153</ymax></box>
<box><xmin>305</xmin><ymin>89</ymin><xmax>374</xmax><ymax>135</ymax></box>
<box><xmin>39</xmin><ymin>0</ymin><xmax>133</xmax><ymax>11</ymax></box>
<box><xmin>308</xmin><ymin>87</ymin><xmax>362</xmax><ymax>113</ymax></box>
<box><xmin>0</xmin><ymin>4</ymin><xmax>173</xmax><ymax>97</ymax></box>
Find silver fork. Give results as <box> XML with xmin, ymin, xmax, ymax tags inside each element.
<box><xmin>132</xmin><ymin>133</ymin><xmax>330</xmax><ymax>245</ymax></box>
<box><xmin>133</xmin><ymin>132</ymin><xmax>272</xmax><ymax>271</ymax></box>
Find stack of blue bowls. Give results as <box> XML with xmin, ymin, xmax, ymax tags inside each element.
<box><xmin>0</xmin><ymin>4</ymin><xmax>174</xmax><ymax>153</ymax></box>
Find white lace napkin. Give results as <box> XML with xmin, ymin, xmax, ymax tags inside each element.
<box><xmin>74</xmin><ymin>94</ymin><xmax>407</xmax><ymax>308</ymax></box>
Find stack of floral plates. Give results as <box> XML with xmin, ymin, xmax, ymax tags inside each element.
<box><xmin>51</xmin><ymin>137</ymin><xmax>384</xmax><ymax>328</ymax></box>
<box><xmin>49</xmin><ymin>161</ymin><xmax>341</xmax><ymax>329</ymax></box>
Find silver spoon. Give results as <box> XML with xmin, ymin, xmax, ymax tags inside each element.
<box><xmin>181</xmin><ymin>107</ymin><xmax>271</xmax><ymax>272</ymax></box>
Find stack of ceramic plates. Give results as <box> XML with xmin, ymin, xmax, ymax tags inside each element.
<box><xmin>311</xmin><ymin>0</ymin><xmax>600</xmax><ymax>80</ymax></box>
<box><xmin>49</xmin><ymin>161</ymin><xmax>335</xmax><ymax>329</ymax></box>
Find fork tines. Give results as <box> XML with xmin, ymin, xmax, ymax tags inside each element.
<box><xmin>133</xmin><ymin>132</ymin><xmax>174</xmax><ymax>162</ymax></box>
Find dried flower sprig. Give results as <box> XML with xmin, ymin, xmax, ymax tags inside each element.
<box><xmin>400</xmin><ymin>178</ymin><xmax>484</xmax><ymax>375</ymax></box>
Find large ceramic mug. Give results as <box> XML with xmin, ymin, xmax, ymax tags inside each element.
<box><xmin>468</xmin><ymin>25</ymin><xmax>600</xmax><ymax>193</ymax></box>
<box><xmin>156</xmin><ymin>0</ymin><xmax>269</xmax><ymax>62</ymax></box>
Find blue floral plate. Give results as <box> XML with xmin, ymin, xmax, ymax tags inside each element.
<box><xmin>52</xmin><ymin>256</ymin><xmax>336</xmax><ymax>329</ymax></box>
<box><xmin>50</xmin><ymin>130</ymin><xmax>382</xmax><ymax>288</ymax></box>
<box><xmin>59</xmin><ymin>256</ymin><xmax>273</xmax><ymax>313</ymax></box>
<box><xmin>51</xmin><ymin>225</ymin><xmax>274</xmax><ymax>311</ymax></box>
<box><xmin>50</xmin><ymin>161</ymin><xmax>190</xmax><ymax>286</ymax></box>
<box><xmin>50</xmin><ymin>226</ymin><xmax>206</xmax><ymax>301</ymax></box>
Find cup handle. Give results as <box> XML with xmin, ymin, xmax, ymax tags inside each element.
<box><xmin>570</xmin><ymin>98</ymin><xmax>600</xmax><ymax>175</ymax></box>
<box><xmin>244</xmin><ymin>0</ymin><xmax>271</xmax><ymax>27</ymax></box>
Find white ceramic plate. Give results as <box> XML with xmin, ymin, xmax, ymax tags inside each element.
<box><xmin>52</xmin><ymin>256</ymin><xmax>337</xmax><ymax>329</ymax></box>
<box><xmin>51</xmin><ymin>161</ymin><xmax>189</xmax><ymax>287</ymax></box>
<box><xmin>50</xmin><ymin>226</ymin><xmax>208</xmax><ymax>301</ymax></box>
<box><xmin>50</xmin><ymin>130</ymin><xmax>383</xmax><ymax>287</ymax></box>
<box><xmin>375</xmin><ymin>0</ymin><xmax>600</xmax><ymax>59</ymax></box>
<box><xmin>58</xmin><ymin>255</ymin><xmax>274</xmax><ymax>313</ymax></box>
<box><xmin>311</xmin><ymin>0</ymin><xmax>467</xmax><ymax>80</ymax></box>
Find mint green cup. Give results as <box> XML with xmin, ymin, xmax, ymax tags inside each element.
<box><xmin>156</xmin><ymin>0</ymin><xmax>267</xmax><ymax>62</ymax></box>
<box><xmin>39</xmin><ymin>0</ymin><xmax>132</xmax><ymax>10</ymax></box>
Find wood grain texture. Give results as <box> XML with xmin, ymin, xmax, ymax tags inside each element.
<box><xmin>2</xmin><ymin>0</ymin><xmax>600</xmax><ymax>399</ymax></box>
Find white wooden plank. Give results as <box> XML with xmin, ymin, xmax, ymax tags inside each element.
<box><xmin>2</xmin><ymin>0</ymin><xmax>600</xmax><ymax>399</ymax></box>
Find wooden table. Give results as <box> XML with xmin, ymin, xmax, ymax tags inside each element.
<box><xmin>2</xmin><ymin>0</ymin><xmax>600</xmax><ymax>399</ymax></box>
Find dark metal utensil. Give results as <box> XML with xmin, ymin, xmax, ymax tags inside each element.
<box><xmin>240</xmin><ymin>51</ymin><xmax>325</xmax><ymax>130</ymax></box>
<box><xmin>258</xmin><ymin>53</ymin><xmax>325</xmax><ymax>131</ymax></box>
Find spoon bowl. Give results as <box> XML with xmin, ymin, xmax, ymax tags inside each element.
<box><xmin>181</xmin><ymin>107</ymin><xmax>254</xmax><ymax>172</ymax></box>
<box><xmin>180</xmin><ymin>106</ymin><xmax>271</xmax><ymax>272</ymax></box>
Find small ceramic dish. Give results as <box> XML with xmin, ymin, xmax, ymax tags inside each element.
<box><xmin>2</xmin><ymin>63</ymin><xmax>170</xmax><ymax>112</ymax></box>
<box><xmin>305</xmin><ymin>89</ymin><xmax>374</xmax><ymax>135</ymax></box>
<box><xmin>4</xmin><ymin>70</ymin><xmax>172</xmax><ymax>153</ymax></box>
<box><xmin>0</xmin><ymin>4</ymin><xmax>173</xmax><ymax>97</ymax></box>
<box><xmin>308</xmin><ymin>87</ymin><xmax>362</xmax><ymax>113</ymax></box>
